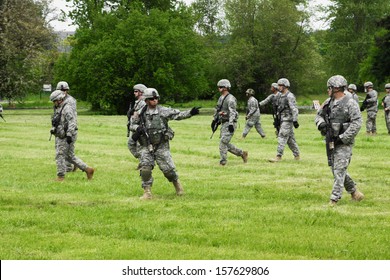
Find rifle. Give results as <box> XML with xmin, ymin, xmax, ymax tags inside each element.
<box><xmin>210</xmin><ymin>94</ymin><xmax>229</xmax><ymax>139</ymax></box>
<box><xmin>132</xmin><ymin>106</ymin><xmax>154</xmax><ymax>154</ymax></box>
<box><xmin>49</xmin><ymin>104</ymin><xmax>66</xmax><ymax>141</ymax></box>
<box><xmin>323</xmin><ymin>102</ymin><xmax>334</xmax><ymax>166</ymax></box>
<box><xmin>360</xmin><ymin>94</ymin><xmax>369</xmax><ymax>112</ymax></box>
<box><xmin>0</xmin><ymin>114</ymin><xmax>5</xmax><ymax>122</ymax></box>
<box><xmin>382</xmin><ymin>97</ymin><xmax>389</xmax><ymax>116</ymax></box>
<box><xmin>272</xmin><ymin>101</ymin><xmax>285</xmax><ymax>136</ymax></box>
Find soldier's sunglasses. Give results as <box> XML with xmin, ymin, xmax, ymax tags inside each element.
<box><xmin>147</xmin><ymin>97</ymin><xmax>159</xmax><ymax>101</ymax></box>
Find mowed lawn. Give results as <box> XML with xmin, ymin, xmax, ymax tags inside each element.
<box><xmin>0</xmin><ymin>108</ymin><xmax>389</xmax><ymax>260</ymax></box>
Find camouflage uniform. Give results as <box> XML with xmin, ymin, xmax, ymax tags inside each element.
<box><xmin>52</xmin><ymin>98</ymin><xmax>91</xmax><ymax>178</ymax></box>
<box><xmin>130</xmin><ymin>105</ymin><xmax>193</xmax><ymax>190</ymax></box>
<box><xmin>382</xmin><ymin>91</ymin><xmax>390</xmax><ymax>134</ymax></box>
<box><xmin>315</xmin><ymin>95</ymin><xmax>362</xmax><ymax>202</ymax></box>
<box><xmin>127</xmin><ymin>98</ymin><xmax>146</xmax><ymax>159</ymax></box>
<box><xmin>214</xmin><ymin>93</ymin><xmax>246</xmax><ymax>165</ymax></box>
<box><xmin>274</xmin><ymin>91</ymin><xmax>300</xmax><ymax>157</ymax></box>
<box><xmin>63</xmin><ymin>94</ymin><xmax>77</xmax><ymax>172</ymax></box>
<box><xmin>365</xmin><ymin>89</ymin><xmax>378</xmax><ymax>134</ymax></box>
<box><xmin>242</xmin><ymin>95</ymin><xmax>265</xmax><ymax>138</ymax></box>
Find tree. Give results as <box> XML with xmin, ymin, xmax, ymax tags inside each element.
<box><xmin>0</xmin><ymin>0</ymin><xmax>55</xmax><ymax>103</ymax></box>
<box><xmin>55</xmin><ymin>5</ymin><xmax>209</xmax><ymax>113</ymax></box>
<box><xmin>324</xmin><ymin>0</ymin><xmax>390</xmax><ymax>83</ymax></box>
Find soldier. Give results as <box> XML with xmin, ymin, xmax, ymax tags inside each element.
<box><xmin>241</xmin><ymin>88</ymin><xmax>266</xmax><ymax>139</ymax></box>
<box><xmin>259</xmin><ymin>83</ymin><xmax>281</xmax><ymax>135</ymax></box>
<box><xmin>361</xmin><ymin>81</ymin><xmax>378</xmax><ymax>135</ymax></box>
<box><xmin>268</xmin><ymin>78</ymin><xmax>300</xmax><ymax>162</ymax></box>
<box><xmin>212</xmin><ymin>79</ymin><xmax>248</xmax><ymax>166</ymax></box>
<box><xmin>130</xmin><ymin>88</ymin><xmax>201</xmax><ymax>199</ymax></box>
<box><xmin>49</xmin><ymin>90</ymin><xmax>94</xmax><ymax>181</ymax></box>
<box><xmin>347</xmin><ymin>84</ymin><xmax>359</xmax><ymax>104</ymax></box>
<box><xmin>381</xmin><ymin>83</ymin><xmax>390</xmax><ymax>134</ymax></box>
<box><xmin>56</xmin><ymin>81</ymin><xmax>77</xmax><ymax>172</ymax></box>
<box><xmin>315</xmin><ymin>75</ymin><xmax>364</xmax><ymax>206</ymax></box>
<box><xmin>127</xmin><ymin>84</ymin><xmax>147</xmax><ymax>170</ymax></box>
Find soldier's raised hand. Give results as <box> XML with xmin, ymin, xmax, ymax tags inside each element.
<box><xmin>190</xmin><ymin>106</ymin><xmax>201</xmax><ymax>116</ymax></box>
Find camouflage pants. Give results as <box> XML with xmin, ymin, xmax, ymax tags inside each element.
<box><xmin>242</xmin><ymin>115</ymin><xmax>265</xmax><ymax>137</ymax></box>
<box><xmin>219</xmin><ymin>122</ymin><xmax>243</xmax><ymax>164</ymax></box>
<box><xmin>276</xmin><ymin>121</ymin><xmax>300</xmax><ymax>157</ymax></box>
<box><xmin>330</xmin><ymin>144</ymin><xmax>357</xmax><ymax>202</ymax></box>
<box><xmin>385</xmin><ymin>112</ymin><xmax>390</xmax><ymax>133</ymax></box>
<box><xmin>139</xmin><ymin>140</ymin><xmax>178</xmax><ymax>188</ymax></box>
<box><xmin>366</xmin><ymin>110</ymin><xmax>377</xmax><ymax>133</ymax></box>
<box><xmin>55</xmin><ymin>134</ymin><xmax>88</xmax><ymax>177</ymax></box>
<box><xmin>127</xmin><ymin>133</ymin><xmax>140</xmax><ymax>159</ymax></box>
<box><xmin>55</xmin><ymin>137</ymin><xmax>73</xmax><ymax>172</ymax></box>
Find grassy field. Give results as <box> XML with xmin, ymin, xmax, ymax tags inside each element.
<box><xmin>0</xmin><ymin>107</ymin><xmax>389</xmax><ymax>260</ymax></box>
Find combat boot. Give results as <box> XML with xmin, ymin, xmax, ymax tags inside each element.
<box><xmin>85</xmin><ymin>167</ymin><xmax>95</xmax><ymax>180</ymax></box>
<box><xmin>140</xmin><ymin>186</ymin><xmax>152</xmax><ymax>200</ymax></box>
<box><xmin>173</xmin><ymin>180</ymin><xmax>185</xmax><ymax>196</ymax></box>
<box><xmin>55</xmin><ymin>176</ymin><xmax>64</xmax><ymax>182</ymax></box>
<box><xmin>329</xmin><ymin>200</ymin><xmax>337</xmax><ymax>207</ymax></box>
<box><xmin>242</xmin><ymin>151</ymin><xmax>248</xmax><ymax>163</ymax></box>
<box><xmin>269</xmin><ymin>156</ymin><xmax>282</xmax><ymax>162</ymax></box>
<box><xmin>351</xmin><ymin>190</ymin><xmax>364</xmax><ymax>201</ymax></box>
<box><xmin>294</xmin><ymin>155</ymin><xmax>300</xmax><ymax>161</ymax></box>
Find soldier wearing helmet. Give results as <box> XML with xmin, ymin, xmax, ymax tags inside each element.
<box><xmin>268</xmin><ymin>78</ymin><xmax>300</xmax><ymax>162</ymax></box>
<box><xmin>315</xmin><ymin>75</ymin><xmax>364</xmax><ymax>206</ymax></box>
<box><xmin>127</xmin><ymin>83</ymin><xmax>147</xmax><ymax>170</ymax></box>
<box><xmin>362</xmin><ymin>81</ymin><xmax>378</xmax><ymax>135</ymax></box>
<box><xmin>56</xmin><ymin>81</ymin><xmax>77</xmax><ymax>172</ymax></box>
<box><xmin>347</xmin><ymin>84</ymin><xmax>359</xmax><ymax>104</ymax></box>
<box><xmin>381</xmin><ymin>83</ymin><xmax>390</xmax><ymax>134</ymax></box>
<box><xmin>212</xmin><ymin>79</ymin><xmax>248</xmax><ymax>166</ymax></box>
<box><xmin>49</xmin><ymin>90</ymin><xmax>94</xmax><ymax>182</ymax></box>
<box><xmin>129</xmin><ymin>88</ymin><xmax>201</xmax><ymax>199</ymax></box>
<box><xmin>241</xmin><ymin>88</ymin><xmax>266</xmax><ymax>139</ymax></box>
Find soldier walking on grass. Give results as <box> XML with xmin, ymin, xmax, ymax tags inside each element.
<box><xmin>127</xmin><ymin>84</ymin><xmax>147</xmax><ymax>170</ymax></box>
<box><xmin>130</xmin><ymin>88</ymin><xmax>201</xmax><ymax>199</ymax></box>
<box><xmin>315</xmin><ymin>75</ymin><xmax>364</xmax><ymax>206</ymax></box>
<box><xmin>381</xmin><ymin>83</ymin><xmax>390</xmax><ymax>134</ymax></box>
<box><xmin>268</xmin><ymin>78</ymin><xmax>300</xmax><ymax>162</ymax></box>
<box><xmin>212</xmin><ymin>79</ymin><xmax>248</xmax><ymax>166</ymax></box>
<box><xmin>241</xmin><ymin>88</ymin><xmax>266</xmax><ymax>139</ymax></box>
<box><xmin>361</xmin><ymin>81</ymin><xmax>378</xmax><ymax>135</ymax></box>
<box><xmin>259</xmin><ymin>82</ymin><xmax>281</xmax><ymax>135</ymax></box>
<box><xmin>56</xmin><ymin>81</ymin><xmax>78</xmax><ymax>172</ymax></box>
<box><xmin>49</xmin><ymin>90</ymin><xmax>95</xmax><ymax>181</ymax></box>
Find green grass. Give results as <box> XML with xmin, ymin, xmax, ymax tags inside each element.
<box><xmin>0</xmin><ymin>107</ymin><xmax>389</xmax><ymax>260</ymax></box>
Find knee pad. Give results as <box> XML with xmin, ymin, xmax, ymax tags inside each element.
<box><xmin>163</xmin><ymin>169</ymin><xmax>178</xmax><ymax>182</ymax></box>
<box><xmin>140</xmin><ymin>166</ymin><xmax>152</xmax><ymax>182</ymax></box>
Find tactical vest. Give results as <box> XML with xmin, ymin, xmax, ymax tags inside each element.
<box><xmin>326</xmin><ymin>95</ymin><xmax>352</xmax><ymax>135</ymax></box>
<box><xmin>219</xmin><ymin>94</ymin><xmax>237</xmax><ymax>122</ymax></box>
<box><xmin>141</xmin><ymin>107</ymin><xmax>174</xmax><ymax>146</ymax></box>
<box><xmin>276</xmin><ymin>92</ymin><xmax>291</xmax><ymax>115</ymax></box>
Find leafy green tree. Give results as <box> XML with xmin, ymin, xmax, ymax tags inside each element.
<box><xmin>56</xmin><ymin>5</ymin><xmax>208</xmax><ymax>113</ymax></box>
<box><xmin>324</xmin><ymin>0</ymin><xmax>390</xmax><ymax>83</ymax></box>
<box><xmin>0</xmin><ymin>0</ymin><xmax>55</xmax><ymax>103</ymax></box>
<box><xmin>359</xmin><ymin>16</ymin><xmax>390</xmax><ymax>86</ymax></box>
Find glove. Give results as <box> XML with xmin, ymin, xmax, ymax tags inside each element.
<box><xmin>293</xmin><ymin>121</ymin><xmax>299</xmax><ymax>128</ymax></box>
<box><xmin>228</xmin><ymin>124</ymin><xmax>234</xmax><ymax>133</ymax></box>
<box><xmin>190</xmin><ymin>106</ymin><xmax>201</xmax><ymax>116</ymax></box>
<box><xmin>318</xmin><ymin>122</ymin><xmax>327</xmax><ymax>136</ymax></box>
<box><xmin>66</xmin><ymin>136</ymin><xmax>72</xmax><ymax>144</ymax></box>
<box><xmin>333</xmin><ymin>136</ymin><xmax>343</xmax><ymax>145</ymax></box>
<box><xmin>50</xmin><ymin>128</ymin><xmax>55</xmax><ymax>135</ymax></box>
<box><xmin>136</xmin><ymin>126</ymin><xmax>144</xmax><ymax>135</ymax></box>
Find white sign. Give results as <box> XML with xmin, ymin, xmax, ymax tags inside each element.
<box><xmin>43</xmin><ymin>84</ymin><xmax>52</xmax><ymax>92</ymax></box>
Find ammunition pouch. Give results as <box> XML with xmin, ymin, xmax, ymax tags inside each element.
<box><xmin>164</xmin><ymin>127</ymin><xmax>175</xmax><ymax>141</ymax></box>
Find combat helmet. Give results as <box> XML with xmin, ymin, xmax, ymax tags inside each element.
<box><xmin>348</xmin><ymin>84</ymin><xmax>357</xmax><ymax>91</ymax></box>
<box><xmin>50</xmin><ymin>90</ymin><xmax>65</xmax><ymax>102</ymax></box>
<box><xmin>277</xmin><ymin>78</ymin><xmax>290</xmax><ymax>88</ymax></box>
<box><xmin>271</xmin><ymin>83</ymin><xmax>279</xmax><ymax>90</ymax></box>
<box><xmin>327</xmin><ymin>75</ymin><xmax>347</xmax><ymax>88</ymax></box>
<box><xmin>143</xmin><ymin>88</ymin><xmax>160</xmax><ymax>99</ymax></box>
<box><xmin>246</xmin><ymin>88</ymin><xmax>255</xmax><ymax>95</ymax></box>
<box><xmin>56</xmin><ymin>81</ymin><xmax>70</xmax><ymax>91</ymax></box>
<box><xmin>217</xmin><ymin>79</ymin><xmax>231</xmax><ymax>88</ymax></box>
<box><xmin>385</xmin><ymin>83</ymin><xmax>390</xmax><ymax>89</ymax></box>
<box><xmin>364</xmin><ymin>81</ymin><xmax>373</xmax><ymax>88</ymax></box>
<box><xmin>133</xmin><ymin>84</ymin><xmax>147</xmax><ymax>93</ymax></box>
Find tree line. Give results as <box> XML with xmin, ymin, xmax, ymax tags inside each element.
<box><xmin>1</xmin><ymin>0</ymin><xmax>389</xmax><ymax>113</ymax></box>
